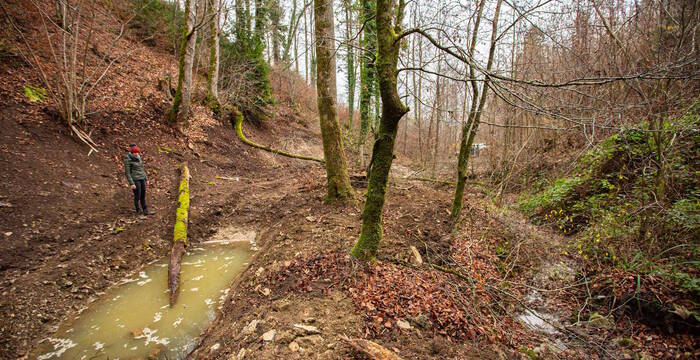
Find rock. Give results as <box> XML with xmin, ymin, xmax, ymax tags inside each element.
<box><xmin>4</xmin><ymin>232</ymin><xmax>12</xmax><ymax>237</ymax></box>
<box><xmin>0</xmin><ymin>201</ymin><xmax>13</xmax><ymax>207</ymax></box>
<box><xmin>396</xmin><ymin>320</ymin><xmax>412</xmax><ymax>330</ymax></box>
<box><xmin>148</xmin><ymin>344</ymin><xmax>166</xmax><ymax>359</ymax></box>
<box><xmin>261</xmin><ymin>288</ymin><xmax>271</xmax><ymax>296</ymax></box>
<box><xmin>262</xmin><ymin>329</ymin><xmax>277</xmax><ymax>342</ymax></box>
<box><xmin>241</xmin><ymin>320</ymin><xmax>260</xmax><ymax>335</ymax></box>
<box><xmin>131</xmin><ymin>327</ymin><xmax>145</xmax><ymax>338</ymax></box>
<box><xmin>277</xmin><ymin>330</ymin><xmax>295</xmax><ymax>344</ymax></box>
<box><xmin>255</xmin><ymin>267</ymin><xmax>265</xmax><ymax>277</ymax></box>
<box><xmin>273</xmin><ymin>299</ymin><xmax>291</xmax><ymax>311</ymax></box>
<box><xmin>408</xmin><ymin>314</ymin><xmax>430</xmax><ymax>329</ymax></box>
<box><xmin>302</xmin><ymin>317</ymin><xmax>316</xmax><ymax>324</ymax></box>
<box><xmin>61</xmin><ymin>181</ymin><xmax>82</xmax><ymax>190</ymax></box>
<box><xmin>296</xmin><ymin>335</ymin><xmax>323</xmax><ymax>347</ymax></box>
<box><xmin>288</xmin><ymin>341</ymin><xmax>300</xmax><ymax>352</ymax></box>
<box><xmin>293</xmin><ymin>324</ymin><xmax>321</xmax><ymax>335</ymax></box>
<box><xmin>210</xmin><ymin>343</ymin><xmax>221</xmax><ymax>351</ymax></box>
<box><xmin>409</xmin><ymin>246</ymin><xmax>423</xmax><ymax>265</ymax></box>
<box><xmin>586</xmin><ymin>312</ymin><xmax>615</xmax><ymax>329</ymax></box>
<box><xmin>305</xmin><ymin>216</ymin><xmax>315</xmax><ymax>222</ymax></box>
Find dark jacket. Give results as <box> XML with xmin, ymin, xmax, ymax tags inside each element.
<box><xmin>124</xmin><ymin>153</ymin><xmax>147</xmax><ymax>185</ymax></box>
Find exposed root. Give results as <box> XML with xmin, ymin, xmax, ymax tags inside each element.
<box><xmin>230</xmin><ymin>106</ymin><xmax>324</xmax><ymax>164</ymax></box>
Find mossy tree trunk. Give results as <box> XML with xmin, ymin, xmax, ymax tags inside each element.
<box><xmin>451</xmin><ymin>0</ymin><xmax>502</xmax><ymax>221</ymax></box>
<box><xmin>314</xmin><ymin>0</ymin><xmax>356</xmax><ymax>203</ymax></box>
<box><xmin>235</xmin><ymin>0</ymin><xmax>250</xmax><ymax>54</ymax></box>
<box><xmin>351</xmin><ymin>0</ymin><xmax>407</xmax><ymax>261</ymax></box>
<box><xmin>169</xmin><ymin>0</ymin><xmax>197</xmax><ymax>129</ymax></box>
<box><xmin>344</xmin><ymin>0</ymin><xmax>356</xmax><ymax>133</ymax></box>
<box><xmin>168</xmin><ymin>164</ymin><xmax>190</xmax><ymax>306</ymax></box>
<box><xmin>253</xmin><ymin>0</ymin><xmax>271</xmax><ymax>103</ymax></box>
<box><xmin>206</xmin><ymin>0</ymin><xmax>221</xmax><ymax>113</ymax></box>
<box><xmin>268</xmin><ymin>0</ymin><xmax>281</xmax><ymax>65</ymax></box>
<box><xmin>357</xmin><ymin>0</ymin><xmax>377</xmax><ymax>166</ymax></box>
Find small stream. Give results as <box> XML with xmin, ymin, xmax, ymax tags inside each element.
<box><xmin>36</xmin><ymin>229</ymin><xmax>255</xmax><ymax>360</ymax></box>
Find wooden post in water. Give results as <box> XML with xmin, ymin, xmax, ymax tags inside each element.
<box><xmin>169</xmin><ymin>164</ymin><xmax>190</xmax><ymax>306</ymax></box>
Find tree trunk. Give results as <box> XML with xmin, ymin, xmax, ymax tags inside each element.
<box><xmin>451</xmin><ymin>0</ymin><xmax>502</xmax><ymax>220</ymax></box>
<box><xmin>206</xmin><ymin>0</ymin><xmax>221</xmax><ymax>112</ymax></box>
<box><xmin>358</xmin><ymin>0</ymin><xmax>377</xmax><ymax>167</ymax></box>
<box><xmin>168</xmin><ymin>164</ymin><xmax>190</xmax><ymax>306</ymax></box>
<box><xmin>253</xmin><ymin>0</ymin><xmax>271</xmax><ymax>103</ymax></box>
<box><xmin>351</xmin><ymin>0</ymin><xmax>407</xmax><ymax>261</ymax></box>
<box><xmin>314</xmin><ymin>0</ymin><xmax>356</xmax><ymax>203</ymax></box>
<box><xmin>169</xmin><ymin>0</ymin><xmax>197</xmax><ymax>129</ymax></box>
<box><xmin>344</xmin><ymin>0</ymin><xmax>356</xmax><ymax>133</ymax></box>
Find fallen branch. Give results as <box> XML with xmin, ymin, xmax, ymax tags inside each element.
<box><xmin>406</xmin><ymin>176</ymin><xmax>455</xmax><ymax>186</ymax></box>
<box><xmin>230</xmin><ymin>106</ymin><xmax>324</xmax><ymax>164</ymax></box>
<box><xmin>341</xmin><ymin>336</ymin><xmax>403</xmax><ymax>360</ymax></box>
<box><xmin>168</xmin><ymin>164</ymin><xmax>190</xmax><ymax>307</ymax></box>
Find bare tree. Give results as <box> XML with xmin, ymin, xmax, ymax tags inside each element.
<box><xmin>314</xmin><ymin>0</ymin><xmax>356</xmax><ymax>203</ymax></box>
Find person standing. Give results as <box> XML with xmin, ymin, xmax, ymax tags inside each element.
<box><xmin>124</xmin><ymin>144</ymin><xmax>152</xmax><ymax>215</ymax></box>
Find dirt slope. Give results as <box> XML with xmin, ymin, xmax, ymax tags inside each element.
<box><xmin>0</xmin><ymin>0</ymin><xmax>323</xmax><ymax>356</ymax></box>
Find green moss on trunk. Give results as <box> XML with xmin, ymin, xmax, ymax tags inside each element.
<box><xmin>169</xmin><ymin>164</ymin><xmax>190</xmax><ymax>306</ymax></box>
<box><xmin>351</xmin><ymin>0</ymin><xmax>408</xmax><ymax>261</ymax></box>
<box><xmin>314</xmin><ymin>0</ymin><xmax>355</xmax><ymax>204</ymax></box>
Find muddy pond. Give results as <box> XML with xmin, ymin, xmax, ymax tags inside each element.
<box><xmin>36</xmin><ymin>229</ymin><xmax>256</xmax><ymax>359</ymax></box>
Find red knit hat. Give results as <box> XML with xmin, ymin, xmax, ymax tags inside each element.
<box><xmin>130</xmin><ymin>145</ymin><xmax>140</xmax><ymax>154</ymax></box>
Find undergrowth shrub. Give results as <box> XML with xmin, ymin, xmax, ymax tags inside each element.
<box><xmin>519</xmin><ymin>105</ymin><xmax>700</xmax><ymax>327</ymax></box>
<box><xmin>129</xmin><ymin>0</ymin><xmax>183</xmax><ymax>48</ymax></box>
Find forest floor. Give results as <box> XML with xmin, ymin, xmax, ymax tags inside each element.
<box><xmin>1</xmin><ymin>1</ymin><xmax>696</xmax><ymax>357</ymax></box>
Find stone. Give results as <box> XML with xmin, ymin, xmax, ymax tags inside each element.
<box><xmin>273</xmin><ymin>299</ymin><xmax>291</xmax><ymax>311</ymax></box>
<box><xmin>148</xmin><ymin>344</ymin><xmax>166</xmax><ymax>359</ymax></box>
<box><xmin>586</xmin><ymin>312</ymin><xmax>615</xmax><ymax>329</ymax></box>
<box><xmin>296</xmin><ymin>335</ymin><xmax>323</xmax><ymax>347</ymax></box>
<box><xmin>302</xmin><ymin>317</ymin><xmax>316</xmax><ymax>324</ymax></box>
<box><xmin>288</xmin><ymin>341</ymin><xmax>300</xmax><ymax>352</ymax></box>
<box><xmin>276</xmin><ymin>330</ymin><xmax>295</xmax><ymax>344</ymax></box>
<box><xmin>210</xmin><ymin>343</ymin><xmax>221</xmax><ymax>351</ymax></box>
<box><xmin>255</xmin><ymin>267</ymin><xmax>265</xmax><ymax>277</ymax></box>
<box><xmin>262</xmin><ymin>329</ymin><xmax>277</xmax><ymax>342</ymax></box>
<box><xmin>261</xmin><ymin>288</ymin><xmax>271</xmax><ymax>296</ymax></box>
<box><xmin>396</xmin><ymin>320</ymin><xmax>412</xmax><ymax>330</ymax></box>
<box><xmin>241</xmin><ymin>320</ymin><xmax>260</xmax><ymax>335</ymax></box>
<box><xmin>409</xmin><ymin>246</ymin><xmax>423</xmax><ymax>265</ymax></box>
<box><xmin>408</xmin><ymin>314</ymin><xmax>430</xmax><ymax>329</ymax></box>
<box><xmin>293</xmin><ymin>324</ymin><xmax>321</xmax><ymax>335</ymax></box>
<box><xmin>131</xmin><ymin>327</ymin><xmax>145</xmax><ymax>338</ymax></box>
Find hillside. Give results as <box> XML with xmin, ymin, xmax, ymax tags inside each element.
<box><xmin>1</xmin><ymin>0</ymin><xmax>698</xmax><ymax>359</ymax></box>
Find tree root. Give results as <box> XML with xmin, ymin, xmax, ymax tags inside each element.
<box><xmin>341</xmin><ymin>336</ymin><xmax>403</xmax><ymax>360</ymax></box>
<box><xmin>230</xmin><ymin>106</ymin><xmax>324</xmax><ymax>164</ymax></box>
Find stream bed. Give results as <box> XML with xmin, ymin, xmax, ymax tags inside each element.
<box><xmin>36</xmin><ymin>233</ymin><xmax>254</xmax><ymax>360</ymax></box>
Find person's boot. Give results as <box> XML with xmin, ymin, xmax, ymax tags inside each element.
<box><xmin>135</xmin><ymin>208</ymin><xmax>142</xmax><ymax>215</ymax></box>
<box><xmin>143</xmin><ymin>207</ymin><xmax>154</xmax><ymax>215</ymax></box>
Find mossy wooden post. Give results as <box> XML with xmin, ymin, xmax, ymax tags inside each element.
<box><xmin>314</xmin><ymin>0</ymin><xmax>356</xmax><ymax>203</ymax></box>
<box><xmin>350</xmin><ymin>0</ymin><xmax>407</xmax><ymax>261</ymax></box>
<box><xmin>168</xmin><ymin>164</ymin><xmax>190</xmax><ymax>307</ymax></box>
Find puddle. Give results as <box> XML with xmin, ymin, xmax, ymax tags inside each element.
<box><xmin>36</xmin><ymin>241</ymin><xmax>252</xmax><ymax>359</ymax></box>
<box><xmin>204</xmin><ymin>227</ymin><xmax>258</xmax><ymax>250</ymax></box>
<box><xmin>517</xmin><ymin>309</ymin><xmax>560</xmax><ymax>335</ymax></box>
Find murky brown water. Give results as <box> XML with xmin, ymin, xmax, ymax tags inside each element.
<box><xmin>36</xmin><ymin>238</ymin><xmax>253</xmax><ymax>360</ymax></box>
